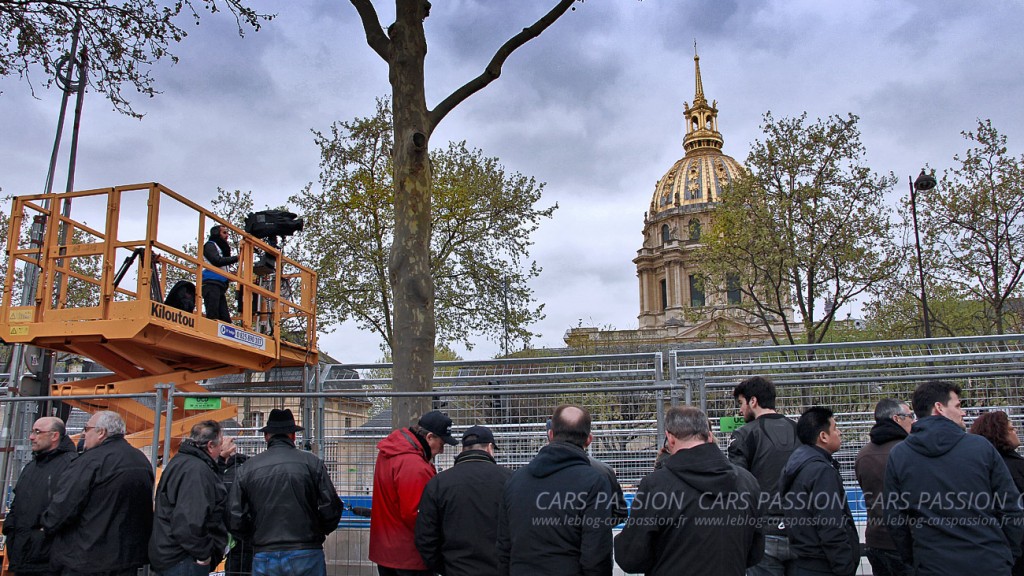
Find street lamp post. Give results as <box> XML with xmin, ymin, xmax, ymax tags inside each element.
<box><xmin>910</xmin><ymin>169</ymin><xmax>937</xmax><ymax>338</ymax></box>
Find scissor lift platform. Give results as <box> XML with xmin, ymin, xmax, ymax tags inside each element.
<box><xmin>1</xmin><ymin>183</ymin><xmax>318</xmax><ymax>448</ymax></box>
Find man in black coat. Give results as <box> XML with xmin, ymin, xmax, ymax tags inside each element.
<box><xmin>885</xmin><ymin>380</ymin><xmax>1024</xmax><ymax>575</ymax></box>
<box><xmin>614</xmin><ymin>406</ymin><xmax>764</xmax><ymax>576</ymax></box>
<box><xmin>779</xmin><ymin>406</ymin><xmax>859</xmax><ymax>576</ymax></box>
<box><xmin>415</xmin><ymin>425</ymin><xmax>513</xmax><ymax>576</ymax></box>
<box><xmin>3</xmin><ymin>417</ymin><xmax>77</xmax><ymax>576</ymax></box>
<box><xmin>855</xmin><ymin>398</ymin><xmax>914</xmax><ymax>576</ymax></box>
<box><xmin>42</xmin><ymin>411</ymin><xmax>155</xmax><ymax>576</ymax></box>
<box><xmin>496</xmin><ymin>405</ymin><xmax>614</xmax><ymax>576</ymax></box>
<box><xmin>149</xmin><ymin>420</ymin><xmax>228</xmax><ymax>575</ymax></box>
<box><xmin>228</xmin><ymin>409</ymin><xmax>343</xmax><ymax>576</ymax></box>
<box><xmin>728</xmin><ymin>376</ymin><xmax>800</xmax><ymax>576</ymax></box>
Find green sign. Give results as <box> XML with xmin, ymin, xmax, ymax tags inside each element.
<box><xmin>718</xmin><ymin>415</ymin><xmax>746</xmax><ymax>433</ymax></box>
<box><xmin>184</xmin><ymin>397</ymin><xmax>222</xmax><ymax>410</ymax></box>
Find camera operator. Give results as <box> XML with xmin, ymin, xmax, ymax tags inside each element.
<box><xmin>202</xmin><ymin>225</ymin><xmax>238</xmax><ymax>322</ymax></box>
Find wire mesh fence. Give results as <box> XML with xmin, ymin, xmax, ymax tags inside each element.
<box><xmin>4</xmin><ymin>336</ymin><xmax>1024</xmax><ymax>575</ymax></box>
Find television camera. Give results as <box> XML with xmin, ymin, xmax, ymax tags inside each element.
<box><xmin>244</xmin><ymin>209</ymin><xmax>304</xmax><ymax>276</ymax></box>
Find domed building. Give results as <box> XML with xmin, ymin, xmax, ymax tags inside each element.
<box><xmin>565</xmin><ymin>50</ymin><xmax>790</xmax><ymax>350</ymax></box>
<box><xmin>633</xmin><ymin>51</ymin><xmax>790</xmax><ymax>342</ymax></box>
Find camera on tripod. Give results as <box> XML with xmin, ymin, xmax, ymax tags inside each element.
<box><xmin>244</xmin><ymin>209</ymin><xmax>304</xmax><ymax>276</ymax></box>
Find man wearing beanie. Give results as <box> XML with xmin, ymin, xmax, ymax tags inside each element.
<box><xmin>370</xmin><ymin>410</ymin><xmax>457</xmax><ymax>576</ymax></box>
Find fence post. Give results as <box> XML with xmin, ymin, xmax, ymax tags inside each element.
<box><xmin>162</xmin><ymin>382</ymin><xmax>175</xmax><ymax>467</ymax></box>
<box><xmin>316</xmin><ymin>363</ymin><xmax>326</xmax><ymax>458</ymax></box>
<box><xmin>152</xmin><ymin>385</ymin><xmax>168</xmax><ymax>477</ymax></box>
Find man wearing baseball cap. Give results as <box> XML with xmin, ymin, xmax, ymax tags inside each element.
<box><xmin>415</xmin><ymin>425</ymin><xmax>512</xmax><ymax>576</ymax></box>
<box><xmin>370</xmin><ymin>410</ymin><xmax>457</xmax><ymax>575</ymax></box>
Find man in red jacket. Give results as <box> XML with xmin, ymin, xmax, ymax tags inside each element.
<box><xmin>369</xmin><ymin>410</ymin><xmax>457</xmax><ymax>576</ymax></box>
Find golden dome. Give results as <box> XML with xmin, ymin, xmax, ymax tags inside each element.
<box><xmin>648</xmin><ymin>50</ymin><xmax>745</xmax><ymax>217</ymax></box>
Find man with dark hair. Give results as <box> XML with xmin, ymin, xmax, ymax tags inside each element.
<box><xmin>779</xmin><ymin>407</ymin><xmax>859</xmax><ymax>576</ymax></box>
<box><xmin>202</xmin><ymin>224</ymin><xmax>238</xmax><ymax>322</ymax></box>
<box><xmin>415</xmin><ymin>425</ymin><xmax>512</xmax><ymax>576</ymax></box>
<box><xmin>855</xmin><ymin>399</ymin><xmax>914</xmax><ymax>576</ymax></box>
<box><xmin>885</xmin><ymin>380</ymin><xmax>1024</xmax><ymax>575</ymax></box>
<box><xmin>614</xmin><ymin>406</ymin><xmax>764</xmax><ymax>576</ymax></box>
<box><xmin>150</xmin><ymin>420</ymin><xmax>228</xmax><ymax>575</ymax></box>
<box><xmin>497</xmin><ymin>405</ymin><xmax>614</xmax><ymax>576</ymax></box>
<box><xmin>229</xmin><ymin>409</ymin><xmax>342</xmax><ymax>576</ymax></box>
<box><xmin>729</xmin><ymin>376</ymin><xmax>800</xmax><ymax>576</ymax></box>
<box><xmin>370</xmin><ymin>410</ymin><xmax>457</xmax><ymax>576</ymax></box>
<box><xmin>42</xmin><ymin>411</ymin><xmax>154</xmax><ymax>576</ymax></box>
<box><xmin>3</xmin><ymin>417</ymin><xmax>77</xmax><ymax>576</ymax></box>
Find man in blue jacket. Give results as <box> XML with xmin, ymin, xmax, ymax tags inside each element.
<box><xmin>885</xmin><ymin>380</ymin><xmax>1024</xmax><ymax>575</ymax></box>
<box><xmin>201</xmin><ymin>225</ymin><xmax>238</xmax><ymax>322</ymax></box>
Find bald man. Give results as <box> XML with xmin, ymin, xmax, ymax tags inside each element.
<box><xmin>3</xmin><ymin>417</ymin><xmax>77</xmax><ymax>576</ymax></box>
<box><xmin>496</xmin><ymin>405</ymin><xmax>614</xmax><ymax>576</ymax></box>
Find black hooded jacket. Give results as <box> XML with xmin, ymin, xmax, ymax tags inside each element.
<box><xmin>415</xmin><ymin>449</ymin><xmax>513</xmax><ymax>576</ymax></box>
<box><xmin>855</xmin><ymin>418</ymin><xmax>908</xmax><ymax>550</ymax></box>
<box><xmin>496</xmin><ymin>441</ymin><xmax>614</xmax><ymax>576</ymax></box>
<box><xmin>779</xmin><ymin>444</ymin><xmax>859</xmax><ymax>576</ymax></box>
<box><xmin>2</xmin><ymin>435</ymin><xmax>77</xmax><ymax>573</ymax></box>
<box><xmin>41</xmin><ymin>433</ymin><xmax>155</xmax><ymax>573</ymax></box>
<box><xmin>885</xmin><ymin>415</ymin><xmax>1024</xmax><ymax>575</ymax></box>
<box><xmin>149</xmin><ymin>440</ymin><xmax>228</xmax><ymax>571</ymax></box>
<box><xmin>614</xmin><ymin>442</ymin><xmax>764</xmax><ymax>576</ymax></box>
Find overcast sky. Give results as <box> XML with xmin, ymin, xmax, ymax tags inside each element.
<box><xmin>2</xmin><ymin>0</ymin><xmax>1023</xmax><ymax>363</ymax></box>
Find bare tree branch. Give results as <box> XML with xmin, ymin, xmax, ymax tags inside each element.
<box><xmin>348</xmin><ymin>0</ymin><xmax>390</xmax><ymax>62</ymax></box>
<box><xmin>427</xmin><ymin>0</ymin><xmax>575</xmax><ymax>132</ymax></box>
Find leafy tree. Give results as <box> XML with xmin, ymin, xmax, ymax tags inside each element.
<box><xmin>348</xmin><ymin>0</ymin><xmax>581</xmax><ymax>427</ymax></box>
<box><xmin>291</xmin><ymin>98</ymin><xmax>554</xmax><ymax>355</ymax></box>
<box><xmin>918</xmin><ymin>120</ymin><xmax>1024</xmax><ymax>335</ymax></box>
<box><xmin>0</xmin><ymin>0</ymin><xmax>271</xmax><ymax>117</ymax></box>
<box><xmin>697</xmin><ymin>112</ymin><xmax>899</xmax><ymax>344</ymax></box>
<box><xmin>863</xmin><ymin>267</ymin><xmax>989</xmax><ymax>339</ymax></box>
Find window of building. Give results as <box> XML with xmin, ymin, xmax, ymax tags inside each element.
<box><xmin>727</xmin><ymin>273</ymin><xmax>742</xmax><ymax>305</ymax></box>
<box><xmin>344</xmin><ymin>417</ymin><xmax>352</xmax><ymax>429</ymax></box>
<box><xmin>661</xmin><ymin>224</ymin><xmax>671</xmax><ymax>244</ymax></box>
<box><xmin>689</xmin><ymin>275</ymin><xmax>705</xmax><ymax>308</ymax></box>
<box><xmin>660</xmin><ymin>279</ymin><xmax>668</xmax><ymax>310</ymax></box>
<box><xmin>689</xmin><ymin>219</ymin><xmax>702</xmax><ymax>241</ymax></box>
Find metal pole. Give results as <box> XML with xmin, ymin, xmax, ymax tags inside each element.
<box><xmin>316</xmin><ymin>363</ymin><xmax>325</xmax><ymax>458</ymax></box>
<box><xmin>909</xmin><ymin>174</ymin><xmax>932</xmax><ymax>339</ymax></box>
<box><xmin>151</xmin><ymin>387</ymin><xmax>166</xmax><ymax>479</ymax></box>
<box><xmin>162</xmin><ymin>383</ymin><xmax>175</xmax><ymax>467</ymax></box>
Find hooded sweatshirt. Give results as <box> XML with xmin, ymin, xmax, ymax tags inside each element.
<box><xmin>779</xmin><ymin>444</ymin><xmax>859</xmax><ymax>576</ymax></box>
<box><xmin>885</xmin><ymin>415</ymin><xmax>1024</xmax><ymax>575</ymax></box>
<box><xmin>496</xmin><ymin>441</ymin><xmax>613</xmax><ymax>576</ymax></box>
<box><xmin>855</xmin><ymin>418</ymin><xmax>908</xmax><ymax>550</ymax></box>
<box><xmin>369</xmin><ymin>427</ymin><xmax>436</xmax><ymax>570</ymax></box>
<box><xmin>614</xmin><ymin>442</ymin><xmax>764</xmax><ymax>576</ymax></box>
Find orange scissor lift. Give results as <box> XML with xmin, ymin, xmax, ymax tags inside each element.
<box><xmin>0</xmin><ymin>183</ymin><xmax>318</xmax><ymax>451</ymax></box>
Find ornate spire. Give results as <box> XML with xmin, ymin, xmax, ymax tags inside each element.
<box><xmin>682</xmin><ymin>43</ymin><xmax>723</xmax><ymax>154</ymax></box>
<box><xmin>693</xmin><ymin>41</ymin><xmax>707</xmax><ymax>107</ymax></box>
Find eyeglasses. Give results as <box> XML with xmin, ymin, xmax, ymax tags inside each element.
<box><xmin>29</xmin><ymin>428</ymin><xmax>56</xmax><ymax>436</ymax></box>
<box><xmin>895</xmin><ymin>413</ymin><xmax>917</xmax><ymax>421</ymax></box>
<box><xmin>83</xmin><ymin>425</ymin><xmax>98</xmax><ymax>432</ymax></box>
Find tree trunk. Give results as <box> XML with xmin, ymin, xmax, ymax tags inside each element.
<box><xmin>389</xmin><ymin>0</ymin><xmax>434</xmax><ymax>428</ymax></box>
